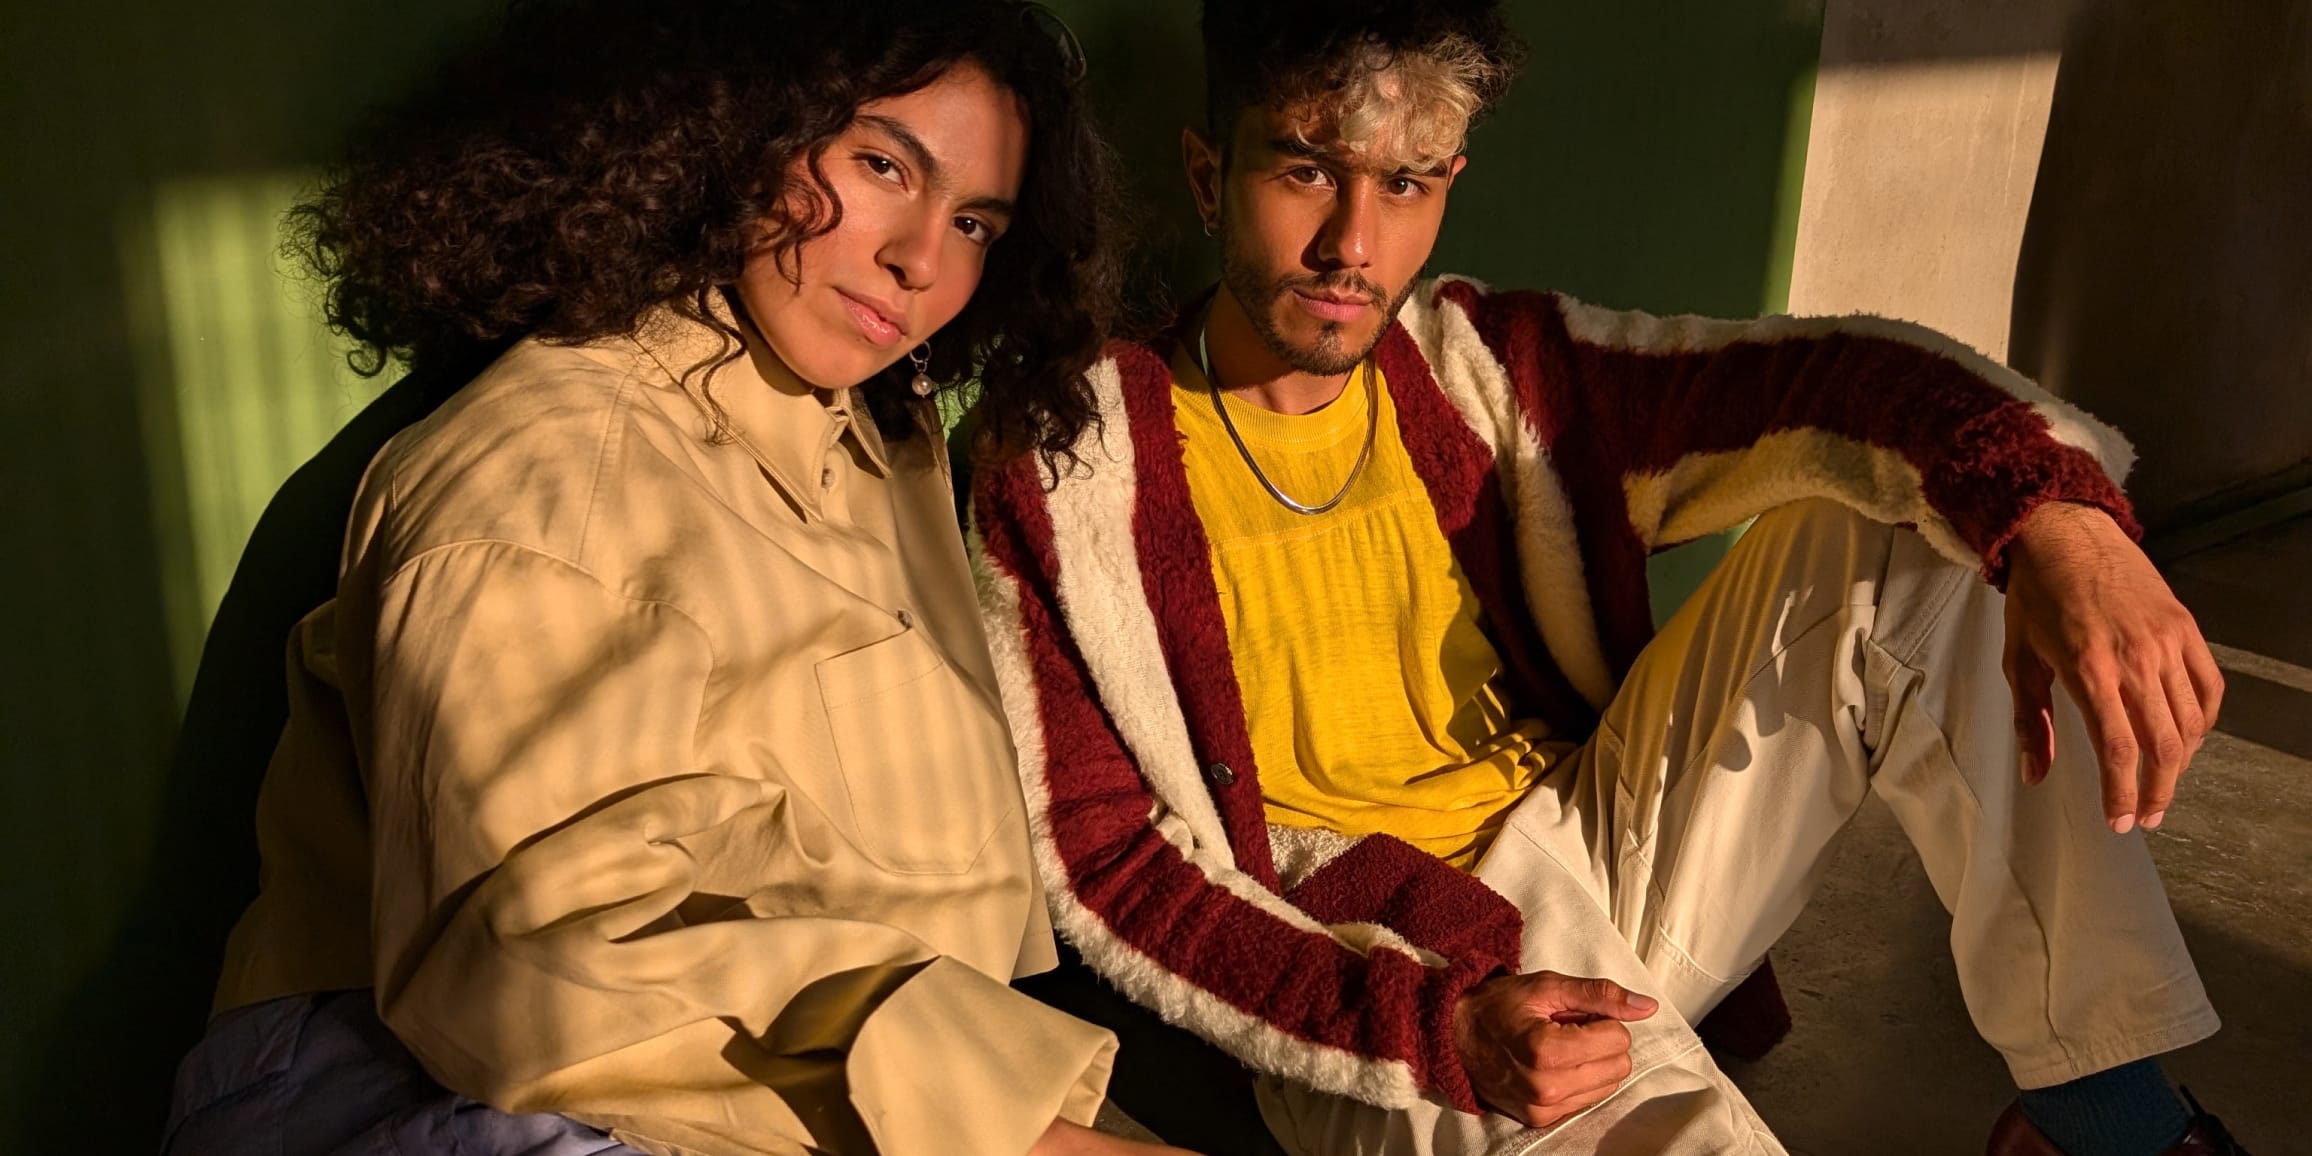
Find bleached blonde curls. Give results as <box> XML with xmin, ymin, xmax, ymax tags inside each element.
<box><xmin>1304</xmin><ymin>32</ymin><xmax>1508</xmax><ymax>170</ymax></box>
<box><xmin>1203</xmin><ymin>1</ymin><xmax>1525</xmax><ymax>170</ymax></box>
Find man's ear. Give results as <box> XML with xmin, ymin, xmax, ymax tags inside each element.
<box><xmin>1182</xmin><ymin>124</ymin><xmax>1224</xmax><ymax>235</ymax></box>
<box><xmin>1444</xmin><ymin>154</ymin><xmax>1470</xmax><ymax>186</ymax></box>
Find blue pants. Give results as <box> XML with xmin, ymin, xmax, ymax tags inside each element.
<box><xmin>164</xmin><ymin>990</ymin><xmax>645</xmax><ymax>1156</ymax></box>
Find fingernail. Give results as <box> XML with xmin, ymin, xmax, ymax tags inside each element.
<box><xmin>2111</xmin><ymin>813</ymin><xmax>2136</xmax><ymax>835</ymax></box>
<box><xmin>2018</xmin><ymin>754</ymin><xmax>2033</xmax><ymax>784</ymax></box>
<box><xmin>2144</xmin><ymin>810</ymin><xmax>2166</xmax><ymax>830</ymax></box>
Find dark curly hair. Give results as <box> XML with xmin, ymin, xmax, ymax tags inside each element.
<box><xmin>291</xmin><ymin>0</ymin><xmax>1119</xmax><ymax>459</ymax></box>
<box><xmin>1201</xmin><ymin>0</ymin><xmax>1525</xmax><ymax>150</ymax></box>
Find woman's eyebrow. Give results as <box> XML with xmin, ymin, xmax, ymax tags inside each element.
<box><xmin>857</xmin><ymin>113</ymin><xmax>1015</xmax><ymax>220</ymax></box>
<box><xmin>859</xmin><ymin>114</ymin><xmax>944</xmax><ymax>186</ymax></box>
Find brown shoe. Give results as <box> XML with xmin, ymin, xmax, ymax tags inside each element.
<box><xmin>1986</xmin><ymin>1088</ymin><xmax>2251</xmax><ymax>1155</ymax></box>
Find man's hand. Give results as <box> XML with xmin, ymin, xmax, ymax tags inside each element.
<box><xmin>2004</xmin><ymin>501</ymin><xmax>2225</xmax><ymax>832</ymax></box>
<box><xmin>1452</xmin><ymin>970</ymin><xmax>1658</xmax><ymax>1127</ymax></box>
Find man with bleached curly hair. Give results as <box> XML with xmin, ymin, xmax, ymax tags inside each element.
<box><xmin>972</xmin><ymin>2</ymin><xmax>2245</xmax><ymax>1153</ymax></box>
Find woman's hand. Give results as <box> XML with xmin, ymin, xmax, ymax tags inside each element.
<box><xmin>1030</xmin><ymin>1116</ymin><xmax>1203</xmax><ymax>1156</ymax></box>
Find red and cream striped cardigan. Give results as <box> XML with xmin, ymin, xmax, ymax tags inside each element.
<box><xmin>967</xmin><ymin>276</ymin><xmax>2136</xmax><ymax>1115</ymax></box>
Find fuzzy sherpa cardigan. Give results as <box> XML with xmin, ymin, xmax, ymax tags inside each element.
<box><xmin>967</xmin><ymin>276</ymin><xmax>2136</xmax><ymax>1115</ymax></box>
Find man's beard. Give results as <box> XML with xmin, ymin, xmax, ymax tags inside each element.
<box><xmin>1217</xmin><ymin>218</ymin><xmax>1414</xmax><ymax>377</ymax></box>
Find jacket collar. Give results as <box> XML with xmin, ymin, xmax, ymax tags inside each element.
<box><xmin>625</xmin><ymin>293</ymin><xmax>890</xmax><ymax>520</ymax></box>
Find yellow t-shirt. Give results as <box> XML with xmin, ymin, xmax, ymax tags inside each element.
<box><xmin>1171</xmin><ymin>345</ymin><xmax>1570</xmax><ymax>869</ymax></box>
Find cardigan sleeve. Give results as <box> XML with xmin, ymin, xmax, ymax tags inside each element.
<box><xmin>971</xmin><ymin>454</ymin><xmax>1523</xmax><ymax>1116</ymax></box>
<box><xmin>1437</xmin><ymin>282</ymin><xmax>2139</xmax><ymax>584</ymax></box>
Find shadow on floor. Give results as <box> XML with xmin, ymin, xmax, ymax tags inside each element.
<box><xmin>1729</xmin><ymin>720</ymin><xmax>2312</xmax><ymax>1155</ymax></box>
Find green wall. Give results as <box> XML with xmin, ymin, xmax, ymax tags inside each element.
<box><xmin>0</xmin><ymin>1</ymin><xmax>1818</xmax><ymax>1147</ymax></box>
<box><xmin>1057</xmin><ymin>0</ymin><xmax>1820</xmax><ymax>313</ymax></box>
<box><xmin>0</xmin><ymin>1</ymin><xmax>496</xmax><ymax>1147</ymax></box>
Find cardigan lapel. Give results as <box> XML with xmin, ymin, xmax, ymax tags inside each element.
<box><xmin>1411</xmin><ymin>278</ymin><xmax>1620</xmax><ymax>711</ymax></box>
<box><xmin>1036</xmin><ymin>353</ymin><xmax>1239</xmax><ymax>868</ymax></box>
<box><xmin>1375</xmin><ymin>323</ymin><xmax>1601</xmax><ymax>737</ymax></box>
<box><xmin>1111</xmin><ymin>338</ymin><xmax>1282</xmax><ymax>890</ymax></box>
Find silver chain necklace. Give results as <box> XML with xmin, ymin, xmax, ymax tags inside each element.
<box><xmin>1196</xmin><ymin>322</ymin><xmax>1378</xmax><ymax>517</ymax></box>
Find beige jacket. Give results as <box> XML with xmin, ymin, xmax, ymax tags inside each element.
<box><xmin>215</xmin><ymin>301</ymin><xmax>1116</xmax><ymax>1156</ymax></box>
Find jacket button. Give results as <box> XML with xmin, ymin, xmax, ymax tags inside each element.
<box><xmin>1206</xmin><ymin>762</ymin><xmax>1236</xmax><ymax>786</ymax></box>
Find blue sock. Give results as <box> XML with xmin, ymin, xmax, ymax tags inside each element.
<box><xmin>2016</xmin><ymin>1059</ymin><xmax>2193</xmax><ymax>1156</ymax></box>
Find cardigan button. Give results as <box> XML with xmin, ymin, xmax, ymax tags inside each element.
<box><xmin>1206</xmin><ymin>762</ymin><xmax>1236</xmax><ymax>786</ymax></box>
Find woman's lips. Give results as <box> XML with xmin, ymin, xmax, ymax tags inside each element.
<box><xmin>837</xmin><ymin>290</ymin><xmax>907</xmax><ymax>347</ymax></box>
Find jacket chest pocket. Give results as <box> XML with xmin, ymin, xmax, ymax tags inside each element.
<box><xmin>814</xmin><ymin>625</ymin><xmax>1019</xmax><ymax>874</ymax></box>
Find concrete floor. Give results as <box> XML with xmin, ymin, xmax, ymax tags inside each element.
<box><xmin>1731</xmin><ymin>515</ymin><xmax>2312</xmax><ymax>1154</ymax></box>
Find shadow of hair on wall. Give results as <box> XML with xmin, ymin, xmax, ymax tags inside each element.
<box><xmin>23</xmin><ymin>352</ymin><xmax>487</xmax><ymax>1151</ymax></box>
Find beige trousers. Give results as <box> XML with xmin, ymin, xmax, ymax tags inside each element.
<box><xmin>1255</xmin><ymin>501</ymin><xmax>2218</xmax><ymax>1155</ymax></box>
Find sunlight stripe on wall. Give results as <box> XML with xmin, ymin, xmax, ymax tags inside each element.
<box><xmin>130</xmin><ymin>173</ymin><xmax>391</xmax><ymax>696</ymax></box>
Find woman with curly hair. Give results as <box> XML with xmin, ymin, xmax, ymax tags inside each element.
<box><xmin>162</xmin><ymin>2</ymin><xmax>1182</xmax><ymax>1154</ymax></box>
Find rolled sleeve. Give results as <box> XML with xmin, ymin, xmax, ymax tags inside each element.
<box><xmin>850</xmin><ymin>957</ymin><xmax>1116</xmax><ymax>1156</ymax></box>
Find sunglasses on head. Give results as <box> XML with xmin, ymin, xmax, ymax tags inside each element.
<box><xmin>1018</xmin><ymin>1</ymin><xmax>1088</xmax><ymax>86</ymax></box>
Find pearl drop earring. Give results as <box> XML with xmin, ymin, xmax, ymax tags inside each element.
<box><xmin>909</xmin><ymin>343</ymin><xmax>936</xmax><ymax>397</ymax></box>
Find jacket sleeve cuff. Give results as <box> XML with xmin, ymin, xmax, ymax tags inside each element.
<box><xmin>849</xmin><ymin>956</ymin><xmax>1119</xmax><ymax>1156</ymax></box>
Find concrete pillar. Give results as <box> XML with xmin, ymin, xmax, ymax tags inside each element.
<box><xmin>1793</xmin><ymin>0</ymin><xmax>2312</xmax><ymax>535</ymax></box>
<box><xmin>2009</xmin><ymin>1</ymin><xmax>2312</xmax><ymax>532</ymax></box>
<box><xmin>1789</xmin><ymin>0</ymin><xmax>2074</xmax><ymax>361</ymax></box>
